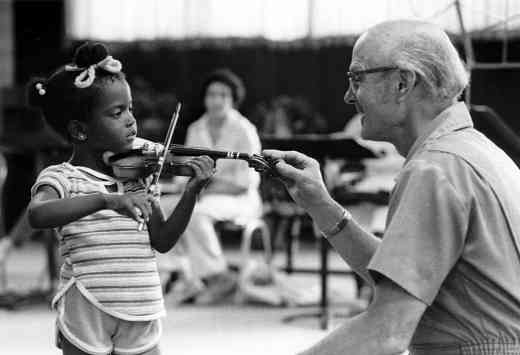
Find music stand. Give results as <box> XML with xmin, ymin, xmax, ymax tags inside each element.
<box><xmin>261</xmin><ymin>134</ymin><xmax>376</xmax><ymax>329</ymax></box>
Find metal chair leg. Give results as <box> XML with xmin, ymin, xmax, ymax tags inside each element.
<box><xmin>240</xmin><ymin>219</ymin><xmax>272</xmax><ymax>267</ymax></box>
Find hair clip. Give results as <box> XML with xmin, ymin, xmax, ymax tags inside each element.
<box><xmin>35</xmin><ymin>83</ymin><xmax>46</xmax><ymax>96</ymax></box>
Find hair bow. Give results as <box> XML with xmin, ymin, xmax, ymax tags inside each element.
<box><xmin>64</xmin><ymin>55</ymin><xmax>123</xmax><ymax>89</ymax></box>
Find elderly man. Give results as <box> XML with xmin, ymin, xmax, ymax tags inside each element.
<box><xmin>264</xmin><ymin>20</ymin><xmax>520</xmax><ymax>355</ymax></box>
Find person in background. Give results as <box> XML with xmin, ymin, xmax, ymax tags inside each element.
<box><xmin>160</xmin><ymin>68</ymin><xmax>262</xmax><ymax>304</ymax></box>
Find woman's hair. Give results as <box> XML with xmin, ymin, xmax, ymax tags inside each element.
<box><xmin>200</xmin><ymin>68</ymin><xmax>246</xmax><ymax>108</ymax></box>
<box><xmin>26</xmin><ymin>42</ymin><xmax>126</xmax><ymax>140</ymax></box>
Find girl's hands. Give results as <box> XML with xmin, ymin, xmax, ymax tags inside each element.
<box><xmin>184</xmin><ymin>155</ymin><xmax>216</xmax><ymax>193</ymax></box>
<box><xmin>104</xmin><ymin>191</ymin><xmax>154</xmax><ymax>223</ymax></box>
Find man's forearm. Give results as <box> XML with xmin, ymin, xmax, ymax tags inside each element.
<box><xmin>328</xmin><ymin>217</ymin><xmax>381</xmax><ymax>285</ymax></box>
<box><xmin>307</xmin><ymin>200</ymin><xmax>381</xmax><ymax>285</ymax></box>
<box><xmin>298</xmin><ymin>278</ymin><xmax>421</xmax><ymax>355</ymax></box>
<box><xmin>298</xmin><ymin>312</ymin><xmax>396</xmax><ymax>355</ymax></box>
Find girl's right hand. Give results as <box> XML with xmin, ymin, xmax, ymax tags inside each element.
<box><xmin>103</xmin><ymin>191</ymin><xmax>154</xmax><ymax>223</ymax></box>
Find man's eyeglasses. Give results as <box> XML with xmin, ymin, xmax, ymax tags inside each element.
<box><xmin>347</xmin><ymin>66</ymin><xmax>400</xmax><ymax>83</ymax></box>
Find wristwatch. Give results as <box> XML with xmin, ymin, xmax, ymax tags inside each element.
<box><xmin>321</xmin><ymin>208</ymin><xmax>352</xmax><ymax>238</ymax></box>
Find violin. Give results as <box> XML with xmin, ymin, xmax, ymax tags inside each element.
<box><xmin>106</xmin><ymin>143</ymin><xmax>280</xmax><ymax>180</ymax></box>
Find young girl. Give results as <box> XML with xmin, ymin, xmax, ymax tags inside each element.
<box><xmin>26</xmin><ymin>42</ymin><xmax>214</xmax><ymax>355</ymax></box>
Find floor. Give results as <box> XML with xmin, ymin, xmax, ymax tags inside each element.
<box><xmin>0</xmin><ymin>240</ymin><xmax>362</xmax><ymax>355</ymax></box>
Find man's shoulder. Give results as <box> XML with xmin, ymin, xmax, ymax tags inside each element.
<box><xmin>422</xmin><ymin>128</ymin><xmax>518</xmax><ymax>181</ymax></box>
<box><xmin>398</xmin><ymin>151</ymin><xmax>471</xmax><ymax>192</ymax></box>
<box><xmin>425</xmin><ymin>127</ymin><xmax>499</xmax><ymax>162</ymax></box>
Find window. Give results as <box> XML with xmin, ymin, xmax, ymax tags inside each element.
<box><xmin>66</xmin><ymin>0</ymin><xmax>520</xmax><ymax>41</ymax></box>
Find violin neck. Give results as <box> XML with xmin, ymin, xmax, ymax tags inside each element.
<box><xmin>169</xmin><ymin>144</ymin><xmax>251</xmax><ymax>161</ymax></box>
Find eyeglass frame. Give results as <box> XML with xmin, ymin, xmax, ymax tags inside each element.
<box><xmin>347</xmin><ymin>66</ymin><xmax>400</xmax><ymax>83</ymax></box>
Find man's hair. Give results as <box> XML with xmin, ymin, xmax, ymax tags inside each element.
<box><xmin>388</xmin><ymin>29</ymin><xmax>469</xmax><ymax>102</ymax></box>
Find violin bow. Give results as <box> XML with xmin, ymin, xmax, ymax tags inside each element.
<box><xmin>152</xmin><ymin>102</ymin><xmax>182</xmax><ymax>186</ymax></box>
<box><xmin>138</xmin><ymin>102</ymin><xmax>182</xmax><ymax>231</ymax></box>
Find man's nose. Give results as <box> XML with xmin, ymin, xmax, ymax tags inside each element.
<box><xmin>344</xmin><ymin>85</ymin><xmax>356</xmax><ymax>104</ymax></box>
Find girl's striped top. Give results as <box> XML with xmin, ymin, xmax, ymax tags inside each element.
<box><xmin>31</xmin><ymin>156</ymin><xmax>165</xmax><ymax>321</ymax></box>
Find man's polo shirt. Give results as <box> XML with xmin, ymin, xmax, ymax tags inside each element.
<box><xmin>367</xmin><ymin>102</ymin><xmax>520</xmax><ymax>354</ymax></box>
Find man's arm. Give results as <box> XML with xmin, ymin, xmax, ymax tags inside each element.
<box><xmin>307</xmin><ymin>198</ymin><xmax>381</xmax><ymax>285</ymax></box>
<box><xmin>298</xmin><ymin>277</ymin><xmax>426</xmax><ymax>355</ymax></box>
<box><xmin>265</xmin><ymin>149</ymin><xmax>382</xmax><ymax>285</ymax></box>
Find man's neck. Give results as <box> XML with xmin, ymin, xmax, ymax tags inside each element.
<box><xmin>395</xmin><ymin>98</ymin><xmax>456</xmax><ymax>156</ymax></box>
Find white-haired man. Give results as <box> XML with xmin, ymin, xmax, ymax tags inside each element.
<box><xmin>264</xmin><ymin>20</ymin><xmax>520</xmax><ymax>355</ymax></box>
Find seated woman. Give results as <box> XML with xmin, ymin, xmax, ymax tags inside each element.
<box><xmin>160</xmin><ymin>68</ymin><xmax>262</xmax><ymax>304</ymax></box>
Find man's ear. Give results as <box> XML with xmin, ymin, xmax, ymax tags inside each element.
<box><xmin>396</xmin><ymin>70</ymin><xmax>417</xmax><ymax>102</ymax></box>
<box><xmin>68</xmin><ymin>120</ymin><xmax>88</xmax><ymax>142</ymax></box>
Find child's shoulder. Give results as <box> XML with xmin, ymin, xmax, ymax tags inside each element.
<box><xmin>32</xmin><ymin>163</ymin><xmax>78</xmax><ymax>198</ymax></box>
<box><xmin>39</xmin><ymin>162</ymin><xmax>74</xmax><ymax>174</ymax></box>
<box><xmin>37</xmin><ymin>162</ymin><xmax>81</xmax><ymax>180</ymax></box>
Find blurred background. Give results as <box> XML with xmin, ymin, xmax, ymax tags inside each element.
<box><xmin>1</xmin><ymin>1</ymin><xmax>520</xmax><ymax>354</ymax></box>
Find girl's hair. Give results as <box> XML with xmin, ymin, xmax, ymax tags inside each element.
<box><xmin>200</xmin><ymin>68</ymin><xmax>246</xmax><ymax>108</ymax></box>
<box><xmin>26</xmin><ymin>42</ymin><xmax>126</xmax><ymax>140</ymax></box>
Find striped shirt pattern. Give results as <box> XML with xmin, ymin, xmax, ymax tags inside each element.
<box><xmin>32</xmin><ymin>162</ymin><xmax>165</xmax><ymax>321</ymax></box>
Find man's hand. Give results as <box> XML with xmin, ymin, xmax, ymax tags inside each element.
<box><xmin>262</xmin><ymin>149</ymin><xmax>333</xmax><ymax>213</ymax></box>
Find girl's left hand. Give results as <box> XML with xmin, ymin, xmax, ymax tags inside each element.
<box><xmin>184</xmin><ymin>155</ymin><xmax>216</xmax><ymax>193</ymax></box>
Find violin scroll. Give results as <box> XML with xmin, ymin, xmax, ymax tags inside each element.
<box><xmin>246</xmin><ymin>154</ymin><xmax>281</xmax><ymax>178</ymax></box>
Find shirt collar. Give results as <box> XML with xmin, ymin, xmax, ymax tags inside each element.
<box><xmin>405</xmin><ymin>101</ymin><xmax>473</xmax><ymax>163</ymax></box>
<box><xmin>63</xmin><ymin>162</ymin><xmax>117</xmax><ymax>185</ymax></box>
